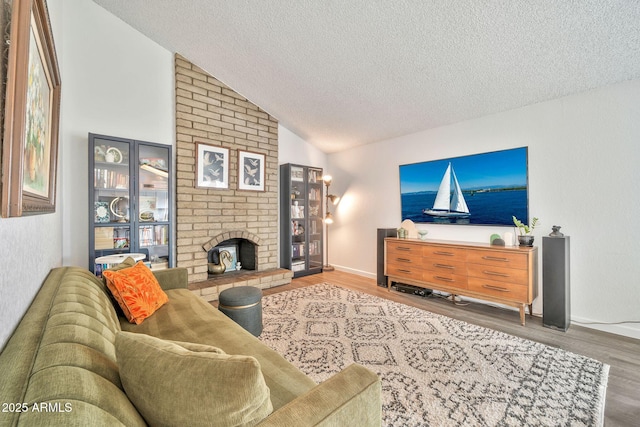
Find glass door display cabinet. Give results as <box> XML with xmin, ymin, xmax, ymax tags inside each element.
<box><xmin>89</xmin><ymin>133</ymin><xmax>172</xmax><ymax>275</ymax></box>
<box><xmin>280</xmin><ymin>164</ymin><xmax>323</xmax><ymax>277</ymax></box>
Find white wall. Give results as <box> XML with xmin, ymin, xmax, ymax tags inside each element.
<box><xmin>52</xmin><ymin>0</ymin><xmax>174</xmax><ymax>268</ymax></box>
<box><xmin>278</xmin><ymin>125</ymin><xmax>328</xmax><ymax>169</ymax></box>
<box><xmin>0</xmin><ymin>213</ymin><xmax>63</xmax><ymax>348</ymax></box>
<box><xmin>326</xmin><ymin>79</ymin><xmax>640</xmax><ymax>339</ymax></box>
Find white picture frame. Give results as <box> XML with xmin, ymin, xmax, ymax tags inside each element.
<box><xmin>238</xmin><ymin>150</ymin><xmax>265</xmax><ymax>191</ymax></box>
<box><xmin>196</xmin><ymin>142</ymin><xmax>229</xmax><ymax>189</ymax></box>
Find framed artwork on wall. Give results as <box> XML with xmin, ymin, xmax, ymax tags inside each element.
<box><xmin>238</xmin><ymin>150</ymin><xmax>265</xmax><ymax>192</ymax></box>
<box><xmin>196</xmin><ymin>142</ymin><xmax>229</xmax><ymax>189</ymax></box>
<box><xmin>1</xmin><ymin>0</ymin><xmax>61</xmax><ymax>217</ymax></box>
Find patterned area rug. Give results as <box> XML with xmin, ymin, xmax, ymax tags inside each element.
<box><xmin>259</xmin><ymin>283</ymin><xmax>609</xmax><ymax>427</ymax></box>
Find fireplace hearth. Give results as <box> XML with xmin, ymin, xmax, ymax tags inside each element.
<box><xmin>188</xmin><ymin>267</ymin><xmax>293</xmax><ymax>302</ymax></box>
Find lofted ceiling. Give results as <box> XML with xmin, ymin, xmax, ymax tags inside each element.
<box><xmin>93</xmin><ymin>0</ymin><xmax>640</xmax><ymax>153</ymax></box>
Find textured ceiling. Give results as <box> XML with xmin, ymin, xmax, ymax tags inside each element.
<box><xmin>93</xmin><ymin>0</ymin><xmax>640</xmax><ymax>153</ymax></box>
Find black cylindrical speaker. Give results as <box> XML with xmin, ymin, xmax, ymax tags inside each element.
<box><xmin>377</xmin><ymin>228</ymin><xmax>397</xmax><ymax>287</ymax></box>
<box><xmin>543</xmin><ymin>235</ymin><xmax>571</xmax><ymax>331</ymax></box>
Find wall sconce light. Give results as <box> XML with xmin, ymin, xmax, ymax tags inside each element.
<box><xmin>322</xmin><ymin>174</ymin><xmax>339</xmax><ymax>271</ymax></box>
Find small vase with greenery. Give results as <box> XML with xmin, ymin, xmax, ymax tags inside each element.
<box><xmin>512</xmin><ymin>216</ymin><xmax>539</xmax><ymax>247</ymax></box>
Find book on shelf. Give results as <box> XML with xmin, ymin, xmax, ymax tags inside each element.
<box><xmin>149</xmin><ymin>261</ymin><xmax>169</xmax><ymax>271</ymax></box>
<box><xmin>95</xmin><ymin>227</ymin><xmax>115</xmax><ymax>249</ymax></box>
<box><xmin>309</xmin><ymin>240</ymin><xmax>321</xmax><ymax>255</ymax></box>
<box><xmin>309</xmin><ymin>188</ymin><xmax>320</xmax><ymax>201</ymax></box>
<box><xmin>154</xmin><ymin>225</ymin><xmax>168</xmax><ymax>245</ymax></box>
<box><xmin>139</xmin><ymin>226</ymin><xmax>153</xmax><ymax>247</ymax></box>
<box><xmin>94</xmin><ymin>168</ymin><xmax>129</xmax><ymax>189</ymax></box>
<box><xmin>291</xmin><ymin>261</ymin><xmax>305</xmax><ymax>272</ymax></box>
<box><xmin>292</xmin><ymin>243</ymin><xmax>306</xmax><ymax>257</ymax></box>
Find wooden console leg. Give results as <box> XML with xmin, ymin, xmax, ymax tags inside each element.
<box><xmin>528</xmin><ymin>304</ymin><xmax>533</xmax><ymax>317</ymax></box>
<box><xmin>519</xmin><ymin>305</ymin><xmax>526</xmax><ymax>326</ymax></box>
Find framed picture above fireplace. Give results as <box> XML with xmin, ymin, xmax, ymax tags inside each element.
<box><xmin>238</xmin><ymin>150</ymin><xmax>265</xmax><ymax>192</ymax></box>
<box><xmin>399</xmin><ymin>147</ymin><xmax>529</xmax><ymax>226</ymax></box>
<box><xmin>196</xmin><ymin>143</ymin><xmax>229</xmax><ymax>189</ymax></box>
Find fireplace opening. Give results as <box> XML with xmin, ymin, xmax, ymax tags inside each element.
<box><xmin>208</xmin><ymin>238</ymin><xmax>257</xmax><ymax>275</ymax></box>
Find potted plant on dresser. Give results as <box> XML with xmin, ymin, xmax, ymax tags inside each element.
<box><xmin>513</xmin><ymin>216</ymin><xmax>539</xmax><ymax>246</ymax></box>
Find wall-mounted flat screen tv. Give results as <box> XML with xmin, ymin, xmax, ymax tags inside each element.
<box><xmin>399</xmin><ymin>147</ymin><xmax>528</xmax><ymax>226</ymax></box>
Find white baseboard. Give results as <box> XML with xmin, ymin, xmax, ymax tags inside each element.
<box><xmin>571</xmin><ymin>315</ymin><xmax>640</xmax><ymax>340</ymax></box>
<box><xmin>331</xmin><ymin>264</ymin><xmax>376</xmax><ymax>280</ymax></box>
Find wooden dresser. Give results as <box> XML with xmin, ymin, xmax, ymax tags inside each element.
<box><xmin>384</xmin><ymin>237</ymin><xmax>538</xmax><ymax>325</ymax></box>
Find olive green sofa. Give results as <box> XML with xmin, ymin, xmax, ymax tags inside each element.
<box><xmin>0</xmin><ymin>266</ymin><xmax>381</xmax><ymax>426</ymax></box>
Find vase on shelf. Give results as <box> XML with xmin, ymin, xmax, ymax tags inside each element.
<box><xmin>518</xmin><ymin>235</ymin><xmax>535</xmax><ymax>247</ymax></box>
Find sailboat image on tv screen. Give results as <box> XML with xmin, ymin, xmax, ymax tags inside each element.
<box><xmin>423</xmin><ymin>163</ymin><xmax>470</xmax><ymax>218</ymax></box>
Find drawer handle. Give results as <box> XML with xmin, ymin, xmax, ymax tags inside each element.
<box><xmin>434</xmin><ymin>263</ymin><xmax>454</xmax><ymax>269</ymax></box>
<box><xmin>482</xmin><ymin>256</ymin><xmax>509</xmax><ymax>262</ymax></box>
<box><xmin>482</xmin><ymin>284</ymin><xmax>509</xmax><ymax>292</ymax></box>
<box><xmin>396</xmin><ymin>258</ymin><xmax>412</xmax><ymax>263</ymax></box>
<box><xmin>397</xmin><ymin>247</ymin><xmax>412</xmax><ymax>251</ymax></box>
<box><xmin>434</xmin><ymin>251</ymin><xmax>454</xmax><ymax>256</ymax></box>
<box><xmin>483</xmin><ymin>270</ymin><xmax>510</xmax><ymax>277</ymax></box>
<box><xmin>398</xmin><ymin>269</ymin><xmax>412</xmax><ymax>274</ymax></box>
<box><xmin>434</xmin><ymin>276</ymin><xmax>454</xmax><ymax>282</ymax></box>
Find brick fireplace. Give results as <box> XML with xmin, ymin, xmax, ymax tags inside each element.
<box><xmin>174</xmin><ymin>54</ymin><xmax>292</xmax><ymax>301</ymax></box>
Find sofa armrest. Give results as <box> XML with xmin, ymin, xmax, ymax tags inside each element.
<box><xmin>153</xmin><ymin>268</ymin><xmax>188</xmax><ymax>290</ymax></box>
<box><xmin>257</xmin><ymin>364</ymin><xmax>381</xmax><ymax>427</ymax></box>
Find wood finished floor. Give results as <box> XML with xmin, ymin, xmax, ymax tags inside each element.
<box><xmin>261</xmin><ymin>270</ymin><xmax>640</xmax><ymax>427</ymax></box>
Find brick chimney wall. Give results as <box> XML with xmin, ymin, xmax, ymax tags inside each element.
<box><xmin>174</xmin><ymin>54</ymin><xmax>279</xmax><ymax>283</ymax></box>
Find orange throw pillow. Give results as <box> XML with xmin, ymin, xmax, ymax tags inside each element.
<box><xmin>103</xmin><ymin>261</ymin><xmax>168</xmax><ymax>324</ymax></box>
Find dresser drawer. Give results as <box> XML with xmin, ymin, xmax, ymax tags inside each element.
<box><xmin>423</xmin><ymin>245</ymin><xmax>466</xmax><ymax>260</ymax></box>
<box><xmin>387</xmin><ymin>244</ymin><xmax>424</xmax><ymax>265</ymax></box>
<box><xmin>423</xmin><ymin>259</ymin><xmax>467</xmax><ymax>275</ymax></box>
<box><xmin>387</xmin><ymin>241</ymin><xmax>423</xmax><ymax>254</ymax></box>
<box><xmin>467</xmin><ymin>250</ymin><xmax>528</xmax><ymax>270</ymax></box>
<box><xmin>386</xmin><ymin>264</ymin><xmax>423</xmax><ymax>280</ymax></box>
<box><xmin>422</xmin><ymin>271</ymin><xmax>467</xmax><ymax>290</ymax></box>
<box><xmin>466</xmin><ymin>263</ymin><xmax>528</xmax><ymax>285</ymax></box>
<box><xmin>467</xmin><ymin>277</ymin><xmax>528</xmax><ymax>302</ymax></box>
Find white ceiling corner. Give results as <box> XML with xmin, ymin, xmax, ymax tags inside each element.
<box><xmin>92</xmin><ymin>0</ymin><xmax>640</xmax><ymax>153</ymax></box>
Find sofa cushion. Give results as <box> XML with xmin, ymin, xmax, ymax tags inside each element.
<box><xmin>120</xmin><ymin>288</ymin><xmax>317</xmax><ymax>410</ymax></box>
<box><xmin>102</xmin><ymin>256</ymin><xmax>136</xmax><ymax>316</ymax></box>
<box><xmin>116</xmin><ymin>331</ymin><xmax>273</xmax><ymax>427</ymax></box>
<box><xmin>103</xmin><ymin>261</ymin><xmax>168</xmax><ymax>324</ymax></box>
